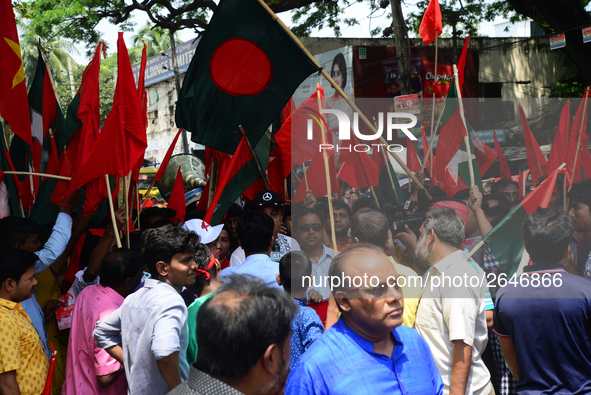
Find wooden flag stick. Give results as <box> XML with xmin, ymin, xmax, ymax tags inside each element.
<box><xmin>422</xmin><ymin>99</ymin><xmax>447</xmax><ymax>170</ymax></box>
<box><xmin>284</xmin><ymin>178</ymin><xmax>289</xmax><ymax>203</ymax></box>
<box><xmin>255</xmin><ymin>0</ymin><xmax>432</xmax><ymax>201</ymax></box>
<box><xmin>316</xmin><ymin>83</ymin><xmax>338</xmax><ymax>255</ymax></box>
<box><xmin>563</xmin><ymin>174</ymin><xmax>568</xmax><ymax>212</ymax></box>
<box><xmin>207</xmin><ymin>157</ymin><xmax>215</xmax><ymax>208</ymax></box>
<box><xmin>301</xmin><ymin>163</ymin><xmax>309</xmax><ymax>189</ymax></box>
<box><xmin>239</xmin><ymin>125</ymin><xmax>270</xmax><ymax>190</ymax></box>
<box><xmin>427</xmin><ymin>35</ymin><xmax>439</xmax><ymax>178</ymax></box>
<box><xmin>453</xmin><ymin>64</ymin><xmax>475</xmax><ymax>187</ymax></box>
<box><xmin>135</xmin><ymin>182</ymin><xmax>141</xmax><ymax>230</ymax></box>
<box><xmin>1</xmin><ymin>171</ymin><xmax>71</xmax><ymax>181</ymax></box>
<box><xmin>124</xmin><ymin>172</ymin><xmax>131</xmax><ymax>248</ymax></box>
<box><xmin>105</xmin><ymin>175</ymin><xmax>122</xmax><ymax>248</ymax></box>
<box><xmin>570</xmin><ymin>88</ymin><xmax>590</xmax><ymax>181</ymax></box>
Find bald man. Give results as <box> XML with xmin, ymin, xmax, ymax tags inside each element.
<box><xmin>286</xmin><ymin>244</ymin><xmax>443</xmax><ymax>395</ymax></box>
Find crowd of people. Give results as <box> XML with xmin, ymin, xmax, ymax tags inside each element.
<box><xmin>1</xmin><ymin>173</ymin><xmax>590</xmax><ymax>395</ymax></box>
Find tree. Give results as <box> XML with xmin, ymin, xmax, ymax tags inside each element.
<box><xmin>132</xmin><ymin>22</ymin><xmax>181</xmax><ymax>58</ymax></box>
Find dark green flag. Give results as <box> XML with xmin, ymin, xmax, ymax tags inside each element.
<box><xmin>175</xmin><ymin>0</ymin><xmax>320</xmax><ymax>154</ymax></box>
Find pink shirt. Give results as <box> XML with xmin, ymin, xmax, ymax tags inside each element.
<box><xmin>62</xmin><ymin>284</ymin><xmax>127</xmax><ymax>395</ymax></box>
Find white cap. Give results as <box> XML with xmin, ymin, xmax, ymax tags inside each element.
<box><xmin>182</xmin><ymin>219</ymin><xmax>224</xmax><ymax>245</ymax></box>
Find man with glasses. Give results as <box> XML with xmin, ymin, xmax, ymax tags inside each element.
<box><xmin>293</xmin><ymin>208</ymin><xmax>335</xmax><ymax>305</ymax></box>
<box><xmin>285</xmin><ymin>244</ymin><xmax>443</xmax><ymax>394</ymax></box>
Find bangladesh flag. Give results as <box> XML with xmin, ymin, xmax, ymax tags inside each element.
<box><xmin>175</xmin><ymin>0</ymin><xmax>320</xmax><ymax>154</ymax></box>
<box><xmin>477</xmin><ymin>166</ymin><xmax>566</xmax><ymax>277</ymax></box>
<box><xmin>435</xmin><ymin>76</ymin><xmax>484</xmax><ymax>196</ymax></box>
<box><xmin>204</xmin><ymin>134</ymin><xmax>271</xmax><ymax>225</ymax></box>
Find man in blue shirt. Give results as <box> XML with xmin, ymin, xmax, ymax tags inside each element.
<box><xmin>220</xmin><ymin>211</ymin><xmax>281</xmax><ymax>289</ymax></box>
<box><xmin>285</xmin><ymin>244</ymin><xmax>443</xmax><ymax>395</ymax></box>
<box><xmin>494</xmin><ymin>207</ymin><xmax>591</xmax><ymax>394</ymax></box>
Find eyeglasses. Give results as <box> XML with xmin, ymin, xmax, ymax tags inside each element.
<box><xmin>298</xmin><ymin>223</ymin><xmax>323</xmax><ymax>232</ymax></box>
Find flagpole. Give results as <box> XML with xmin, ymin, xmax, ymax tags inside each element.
<box><xmin>255</xmin><ymin>0</ymin><xmax>432</xmax><ymax>200</ymax></box>
<box><xmin>207</xmin><ymin>157</ymin><xmax>215</xmax><ymax>208</ymax></box>
<box><xmin>301</xmin><ymin>163</ymin><xmax>310</xmax><ymax>189</ymax></box>
<box><xmin>135</xmin><ymin>182</ymin><xmax>141</xmax><ymax>231</ymax></box>
<box><xmin>0</xmin><ymin>171</ymin><xmax>71</xmax><ymax>181</ymax></box>
<box><xmin>316</xmin><ymin>83</ymin><xmax>338</xmax><ymax>255</ymax></box>
<box><xmin>124</xmin><ymin>172</ymin><xmax>131</xmax><ymax>249</ymax></box>
<box><xmin>453</xmin><ymin>64</ymin><xmax>475</xmax><ymax>187</ymax></box>
<box><xmin>421</xmin><ymin>99</ymin><xmax>447</xmax><ymax>170</ymax></box>
<box><xmin>570</xmin><ymin>88</ymin><xmax>590</xmax><ymax>181</ymax></box>
<box><xmin>105</xmin><ymin>175</ymin><xmax>122</xmax><ymax>248</ymax></box>
<box><xmin>239</xmin><ymin>125</ymin><xmax>270</xmax><ymax>190</ymax></box>
<box><xmin>427</xmin><ymin>35</ymin><xmax>439</xmax><ymax>178</ymax></box>
<box><xmin>563</xmin><ymin>174</ymin><xmax>568</xmax><ymax>212</ymax></box>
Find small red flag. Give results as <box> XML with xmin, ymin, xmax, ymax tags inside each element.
<box><xmin>268</xmin><ymin>99</ymin><xmax>293</xmax><ymax>195</ymax></box>
<box><xmin>338</xmin><ymin>134</ymin><xmax>379</xmax><ymax>189</ymax></box>
<box><xmin>406</xmin><ymin>137</ymin><xmax>422</xmax><ymax>173</ymax></box>
<box><xmin>167</xmin><ymin>167</ymin><xmax>186</xmax><ymax>223</ymax></box>
<box><xmin>457</xmin><ymin>35</ymin><xmax>470</xmax><ymax>94</ymax></box>
<box><xmin>494</xmin><ymin>131</ymin><xmax>511</xmax><ymax>179</ymax></box>
<box><xmin>131</xmin><ymin>42</ymin><xmax>149</xmax><ymax>184</ymax></box>
<box><xmin>518</xmin><ymin>104</ymin><xmax>547</xmax><ymax>186</ymax></box>
<box><xmin>155</xmin><ymin>128</ymin><xmax>183</xmax><ymax>183</ymax></box>
<box><xmin>566</xmin><ymin>90</ymin><xmax>591</xmax><ymax>183</ymax></box>
<box><xmin>419</xmin><ymin>0</ymin><xmax>442</xmax><ymax>46</ymax></box>
<box><xmin>547</xmin><ymin>100</ymin><xmax>570</xmax><ymax>175</ymax></box>
<box><xmin>293</xmin><ymin>149</ymin><xmax>339</xmax><ymax>203</ymax></box>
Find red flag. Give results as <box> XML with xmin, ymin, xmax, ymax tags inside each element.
<box><xmin>518</xmin><ymin>104</ymin><xmax>547</xmax><ymax>186</ymax></box>
<box><xmin>155</xmin><ymin>128</ymin><xmax>183</xmax><ymax>183</ymax></box>
<box><xmin>167</xmin><ymin>167</ymin><xmax>186</xmax><ymax>223</ymax></box>
<box><xmin>0</xmin><ymin>0</ymin><xmax>32</xmax><ymax>145</ymax></box>
<box><xmin>494</xmin><ymin>131</ymin><xmax>511</xmax><ymax>179</ymax></box>
<box><xmin>419</xmin><ymin>0</ymin><xmax>442</xmax><ymax>46</ymax></box>
<box><xmin>406</xmin><ymin>138</ymin><xmax>421</xmax><ymax>173</ymax></box>
<box><xmin>51</xmin><ymin>41</ymin><xmax>103</xmax><ymax>205</ymax></box>
<box><xmin>471</xmin><ymin>132</ymin><xmax>497</xmax><ymax>176</ymax></box>
<box><xmin>293</xmin><ymin>150</ymin><xmax>339</xmax><ymax>203</ymax></box>
<box><xmin>547</xmin><ymin>100</ymin><xmax>570</xmax><ymax>175</ymax></box>
<box><xmin>566</xmin><ymin>90</ymin><xmax>591</xmax><ymax>183</ymax></box>
<box><xmin>457</xmin><ymin>35</ymin><xmax>470</xmax><ymax>94</ymax></box>
<box><xmin>287</xmin><ymin>86</ymin><xmax>330</xmax><ymax>166</ymax></box>
<box><xmin>371</xmin><ymin>139</ymin><xmax>387</xmax><ymax>174</ymax></box>
<box><xmin>337</xmin><ymin>134</ymin><xmax>379</xmax><ymax>189</ymax></box>
<box><xmin>67</xmin><ymin>33</ymin><xmax>147</xmax><ymax>194</ymax></box>
<box><xmin>268</xmin><ymin>100</ymin><xmax>293</xmax><ymax>195</ymax></box>
<box><xmin>131</xmin><ymin>42</ymin><xmax>149</xmax><ymax>184</ymax></box>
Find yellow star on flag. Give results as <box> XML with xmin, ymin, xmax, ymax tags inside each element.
<box><xmin>4</xmin><ymin>37</ymin><xmax>25</xmax><ymax>88</ymax></box>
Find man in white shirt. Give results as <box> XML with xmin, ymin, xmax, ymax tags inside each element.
<box><xmin>220</xmin><ymin>211</ymin><xmax>281</xmax><ymax>289</ymax></box>
<box><xmin>230</xmin><ymin>190</ymin><xmax>299</xmax><ymax>267</ymax></box>
<box><xmin>413</xmin><ymin>208</ymin><xmax>492</xmax><ymax>395</ymax></box>
<box><xmin>94</xmin><ymin>226</ymin><xmax>200</xmax><ymax>394</ymax></box>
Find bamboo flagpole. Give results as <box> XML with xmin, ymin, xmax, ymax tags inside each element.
<box><xmin>124</xmin><ymin>172</ymin><xmax>131</xmax><ymax>248</ymax></box>
<box><xmin>570</xmin><ymin>88</ymin><xmax>590</xmax><ymax>181</ymax></box>
<box><xmin>421</xmin><ymin>99</ymin><xmax>447</xmax><ymax>170</ymax></box>
<box><xmin>1</xmin><ymin>171</ymin><xmax>71</xmax><ymax>181</ymax></box>
<box><xmin>135</xmin><ymin>182</ymin><xmax>141</xmax><ymax>230</ymax></box>
<box><xmin>316</xmin><ymin>83</ymin><xmax>338</xmax><ymax>255</ymax></box>
<box><xmin>563</xmin><ymin>174</ymin><xmax>568</xmax><ymax>212</ymax></box>
<box><xmin>453</xmin><ymin>64</ymin><xmax>475</xmax><ymax>187</ymax></box>
<box><xmin>427</xmin><ymin>35</ymin><xmax>438</xmax><ymax>178</ymax></box>
<box><xmin>1</xmin><ymin>129</ymin><xmax>25</xmax><ymax>217</ymax></box>
<box><xmin>239</xmin><ymin>125</ymin><xmax>270</xmax><ymax>189</ymax></box>
<box><xmin>104</xmin><ymin>175</ymin><xmax>122</xmax><ymax>248</ymax></box>
<box><xmin>301</xmin><ymin>163</ymin><xmax>310</xmax><ymax>189</ymax></box>
<box><xmin>255</xmin><ymin>0</ymin><xmax>432</xmax><ymax>201</ymax></box>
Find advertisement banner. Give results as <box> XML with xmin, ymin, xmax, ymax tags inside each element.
<box><xmin>583</xmin><ymin>27</ymin><xmax>591</xmax><ymax>44</ymax></box>
<box><xmin>550</xmin><ymin>33</ymin><xmax>566</xmax><ymax>50</ymax></box>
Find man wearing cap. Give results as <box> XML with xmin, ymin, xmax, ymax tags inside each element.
<box><xmin>182</xmin><ymin>219</ymin><xmax>224</xmax><ymax>254</ymax></box>
<box><xmin>229</xmin><ymin>190</ymin><xmax>299</xmax><ymax>267</ymax></box>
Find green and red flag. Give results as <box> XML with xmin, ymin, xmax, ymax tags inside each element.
<box><xmin>519</xmin><ymin>104</ymin><xmax>547</xmax><ymax>186</ymax></box>
<box><xmin>421</xmin><ymin>126</ymin><xmax>436</xmax><ymax>185</ymax></box>
<box><xmin>566</xmin><ymin>90</ymin><xmax>591</xmax><ymax>183</ymax></box>
<box><xmin>0</xmin><ymin>0</ymin><xmax>32</xmax><ymax>145</ymax></box>
<box><xmin>204</xmin><ymin>134</ymin><xmax>270</xmax><ymax>225</ymax></box>
<box><xmin>479</xmin><ymin>165</ymin><xmax>568</xmax><ymax>277</ymax></box>
<box><xmin>435</xmin><ymin>75</ymin><xmax>484</xmax><ymax>196</ymax></box>
<box><xmin>175</xmin><ymin>0</ymin><xmax>320</xmax><ymax>154</ymax></box>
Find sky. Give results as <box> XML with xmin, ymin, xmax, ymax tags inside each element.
<box><xmin>69</xmin><ymin>1</ymin><xmax>503</xmax><ymax>65</ymax></box>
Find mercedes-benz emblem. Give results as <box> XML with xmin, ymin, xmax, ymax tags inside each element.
<box><xmin>262</xmin><ymin>192</ymin><xmax>273</xmax><ymax>201</ymax></box>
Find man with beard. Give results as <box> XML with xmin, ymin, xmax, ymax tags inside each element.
<box><xmin>413</xmin><ymin>208</ymin><xmax>492</xmax><ymax>395</ymax></box>
<box><xmin>168</xmin><ymin>275</ymin><xmax>297</xmax><ymax>395</ymax></box>
<box><xmin>285</xmin><ymin>244</ymin><xmax>443</xmax><ymax>394</ymax></box>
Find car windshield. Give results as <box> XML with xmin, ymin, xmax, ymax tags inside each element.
<box><xmin>138</xmin><ymin>172</ymin><xmax>156</xmax><ymax>189</ymax></box>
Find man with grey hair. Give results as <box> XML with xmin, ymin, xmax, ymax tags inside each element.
<box><xmin>414</xmin><ymin>208</ymin><xmax>493</xmax><ymax>395</ymax></box>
